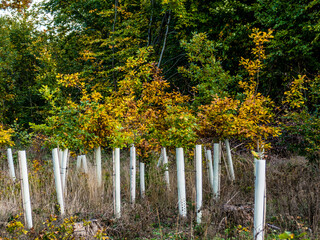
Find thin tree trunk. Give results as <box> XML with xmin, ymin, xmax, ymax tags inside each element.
<box><xmin>112</xmin><ymin>0</ymin><xmax>119</xmax><ymax>91</ymax></box>
<box><xmin>158</xmin><ymin>10</ymin><xmax>171</xmax><ymax>68</ymax></box>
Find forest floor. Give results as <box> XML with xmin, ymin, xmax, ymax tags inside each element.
<box><xmin>0</xmin><ymin>148</ymin><xmax>319</xmax><ymax>239</ymax></box>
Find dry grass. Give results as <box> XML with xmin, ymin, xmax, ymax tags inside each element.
<box><xmin>0</xmin><ymin>147</ymin><xmax>319</xmax><ymax>239</ymax></box>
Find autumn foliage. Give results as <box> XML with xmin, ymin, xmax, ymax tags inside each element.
<box><xmin>1</xmin><ymin>0</ymin><xmax>318</xmax><ymax>162</ymax></box>
<box><xmin>0</xmin><ymin>124</ymin><xmax>14</xmax><ymax>146</ymax></box>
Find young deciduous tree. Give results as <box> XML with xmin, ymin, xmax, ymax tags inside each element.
<box><xmin>281</xmin><ymin>75</ymin><xmax>320</xmax><ymax>162</ymax></box>
<box><xmin>198</xmin><ymin>29</ymin><xmax>280</xmax><ymax>152</ymax></box>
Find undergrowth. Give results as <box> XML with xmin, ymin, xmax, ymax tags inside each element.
<box><xmin>0</xmin><ymin>146</ymin><xmax>319</xmax><ymax>239</ymax></box>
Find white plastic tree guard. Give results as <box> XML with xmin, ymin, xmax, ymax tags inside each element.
<box><xmin>162</xmin><ymin>147</ymin><xmax>170</xmax><ymax>190</ymax></box>
<box><xmin>195</xmin><ymin>145</ymin><xmax>202</xmax><ymax>224</ymax></box>
<box><xmin>7</xmin><ymin>148</ymin><xmax>16</xmax><ymax>181</ymax></box>
<box><xmin>225</xmin><ymin>139</ymin><xmax>235</xmax><ymax>181</ymax></box>
<box><xmin>76</xmin><ymin>155</ymin><xmax>81</xmax><ymax>170</ymax></box>
<box><xmin>157</xmin><ymin>150</ymin><xmax>163</xmax><ymax>167</ymax></box>
<box><xmin>114</xmin><ymin>148</ymin><xmax>121</xmax><ymax>218</ymax></box>
<box><xmin>140</xmin><ymin>162</ymin><xmax>145</xmax><ymax>198</ymax></box>
<box><xmin>95</xmin><ymin>146</ymin><xmax>102</xmax><ymax>187</ymax></box>
<box><xmin>157</xmin><ymin>147</ymin><xmax>170</xmax><ymax>190</ymax></box>
<box><xmin>254</xmin><ymin>159</ymin><xmax>266</xmax><ymax>240</ymax></box>
<box><xmin>82</xmin><ymin>155</ymin><xmax>88</xmax><ymax>174</ymax></box>
<box><xmin>130</xmin><ymin>145</ymin><xmax>136</xmax><ymax>204</ymax></box>
<box><xmin>60</xmin><ymin>149</ymin><xmax>69</xmax><ymax>193</ymax></box>
<box><xmin>206</xmin><ymin>149</ymin><xmax>214</xmax><ymax>193</ymax></box>
<box><xmin>18</xmin><ymin>151</ymin><xmax>33</xmax><ymax>229</ymax></box>
<box><xmin>76</xmin><ymin>155</ymin><xmax>88</xmax><ymax>173</ymax></box>
<box><xmin>52</xmin><ymin>148</ymin><xmax>65</xmax><ymax>216</ymax></box>
<box><xmin>176</xmin><ymin>148</ymin><xmax>187</xmax><ymax>217</ymax></box>
<box><xmin>58</xmin><ymin>148</ymin><xmax>63</xmax><ymax>167</ymax></box>
<box><xmin>213</xmin><ymin>143</ymin><xmax>221</xmax><ymax>199</ymax></box>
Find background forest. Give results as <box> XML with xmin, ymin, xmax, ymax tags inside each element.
<box><xmin>0</xmin><ymin>0</ymin><xmax>319</xmax><ymax>159</ymax></box>
<box><xmin>0</xmin><ymin>0</ymin><xmax>320</xmax><ymax>239</ymax></box>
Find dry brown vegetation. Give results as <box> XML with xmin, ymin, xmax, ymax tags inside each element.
<box><xmin>0</xmin><ymin>147</ymin><xmax>319</xmax><ymax>239</ymax></box>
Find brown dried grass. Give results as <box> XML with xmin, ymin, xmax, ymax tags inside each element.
<box><xmin>0</xmin><ymin>147</ymin><xmax>319</xmax><ymax>239</ymax></box>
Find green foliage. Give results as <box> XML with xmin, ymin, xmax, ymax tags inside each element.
<box><xmin>281</xmin><ymin>111</ymin><xmax>320</xmax><ymax>162</ymax></box>
<box><xmin>179</xmin><ymin>32</ymin><xmax>236</xmax><ymax>106</ymax></box>
<box><xmin>278</xmin><ymin>231</ymin><xmax>308</xmax><ymax>239</ymax></box>
<box><xmin>162</xmin><ymin>104</ymin><xmax>197</xmax><ymax>149</ymax></box>
<box><xmin>0</xmin><ymin>10</ymin><xmax>57</xmax><ymax>129</ymax></box>
<box><xmin>281</xmin><ymin>75</ymin><xmax>320</xmax><ymax>162</ymax></box>
<box><xmin>1</xmin><ymin>0</ymin><xmax>320</xmax><ymax>163</ymax></box>
<box><xmin>197</xmin><ymin>29</ymin><xmax>279</xmax><ymax>151</ymax></box>
<box><xmin>4</xmin><ymin>214</ymin><xmax>111</xmax><ymax>240</ymax></box>
<box><xmin>5</xmin><ymin>214</ymin><xmax>27</xmax><ymax>239</ymax></box>
<box><xmin>254</xmin><ymin>0</ymin><xmax>320</xmax><ymax>100</ymax></box>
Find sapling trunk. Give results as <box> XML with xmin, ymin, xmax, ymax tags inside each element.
<box><xmin>225</xmin><ymin>139</ymin><xmax>235</xmax><ymax>181</ymax></box>
<box><xmin>95</xmin><ymin>146</ymin><xmax>102</xmax><ymax>187</ymax></box>
<box><xmin>254</xmin><ymin>159</ymin><xmax>266</xmax><ymax>240</ymax></box>
<box><xmin>18</xmin><ymin>151</ymin><xmax>33</xmax><ymax>229</ymax></box>
<box><xmin>140</xmin><ymin>162</ymin><xmax>145</xmax><ymax>198</ymax></box>
<box><xmin>114</xmin><ymin>148</ymin><xmax>121</xmax><ymax>218</ymax></box>
<box><xmin>195</xmin><ymin>145</ymin><xmax>202</xmax><ymax>224</ymax></box>
<box><xmin>52</xmin><ymin>148</ymin><xmax>65</xmax><ymax>216</ymax></box>
<box><xmin>130</xmin><ymin>145</ymin><xmax>136</xmax><ymax>204</ymax></box>
<box><xmin>7</xmin><ymin>148</ymin><xmax>16</xmax><ymax>181</ymax></box>
<box><xmin>176</xmin><ymin>148</ymin><xmax>187</xmax><ymax>217</ymax></box>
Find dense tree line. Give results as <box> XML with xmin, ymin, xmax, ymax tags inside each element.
<box><xmin>0</xmin><ymin>0</ymin><xmax>319</xmax><ymax>161</ymax></box>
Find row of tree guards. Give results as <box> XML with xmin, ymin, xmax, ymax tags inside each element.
<box><xmin>5</xmin><ymin>140</ymin><xmax>266</xmax><ymax>240</ymax></box>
